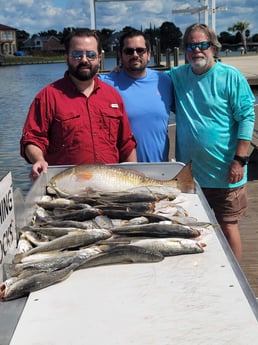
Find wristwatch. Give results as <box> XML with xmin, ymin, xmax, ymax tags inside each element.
<box><xmin>233</xmin><ymin>155</ymin><xmax>249</xmax><ymax>166</ymax></box>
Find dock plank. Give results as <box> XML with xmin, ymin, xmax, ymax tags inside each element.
<box><xmin>239</xmin><ymin>158</ymin><xmax>258</xmax><ymax>297</ymax></box>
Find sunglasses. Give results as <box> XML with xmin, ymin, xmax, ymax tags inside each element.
<box><xmin>70</xmin><ymin>50</ymin><xmax>98</xmax><ymax>61</ymax></box>
<box><xmin>186</xmin><ymin>41</ymin><xmax>212</xmax><ymax>52</ymax></box>
<box><xmin>123</xmin><ymin>47</ymin><xmax>148</xmax><ymax>55</ymax></box>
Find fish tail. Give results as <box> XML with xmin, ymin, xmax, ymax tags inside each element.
<box><xmin>173</xmin><ymin>161</ymin><xmax>195</xmax><ymax>193</ymax></box>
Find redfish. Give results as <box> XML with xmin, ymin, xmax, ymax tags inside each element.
<box><xmin>47</xmin><ymin>162</ymin><xmax>195</xmax><ymax>197</ymax></box>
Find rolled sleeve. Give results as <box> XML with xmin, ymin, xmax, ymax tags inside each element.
<box><xmin>20</xmin><ymin>95</ymin><xmax>50</xmax><ymax>161</ymax></box>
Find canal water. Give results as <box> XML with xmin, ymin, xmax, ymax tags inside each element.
<box><xmin>0</xmin><ymin>61</ymin><xmax>257</xmax><ymax>196</ymax></box>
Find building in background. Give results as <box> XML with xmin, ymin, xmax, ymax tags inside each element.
<box><xmin>0</xmin><ymin>24</ymin><xmax>17</xmax><ymax>55</ymax></box>
<box><xmin>22</xmin><ymin>35</ymin><xmax>64</xmax><ymax>54</ymax></box>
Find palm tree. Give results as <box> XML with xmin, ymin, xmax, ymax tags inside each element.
<box><xmin>228</xmin><ymin>21</ymin><xmax>250</xmax><ymax>54</ymax></box>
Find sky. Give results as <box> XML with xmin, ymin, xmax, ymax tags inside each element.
<box><xmin>1</xmin><ymin>0</ymin><xmax>258</xmax><ymax>37</ymax></box>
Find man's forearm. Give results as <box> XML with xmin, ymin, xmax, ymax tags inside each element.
<box><xmin>25</xmin><ymin>144</ymin><xmax>45</xmax><ymax>164</ymax></box>
<box><xmin>124</xmin><ymin>148</ymin><xmax>137</xmax><ymax>162</ymax></box>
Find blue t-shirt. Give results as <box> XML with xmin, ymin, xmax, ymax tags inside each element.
<box><xmin>99</xmin><ymin>68</ymin><xmax>173</xmax><ymax>162</ymax></box>
<box><xmin>167</xmin><ymin>61</ymin><xmax>255</xmax><ymax>188</ymax></box>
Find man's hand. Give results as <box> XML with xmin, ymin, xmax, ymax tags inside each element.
<box><xmin>227</xmin><ymin>160</ymin><xmax>244</xmax><ymax>184</ymax></box>
<box><xmin>29</xmin><ymin>160</ymin><xmax>48</xmax><ymax>181</ymax></box>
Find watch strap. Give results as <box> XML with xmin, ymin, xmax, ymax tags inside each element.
<box><xmin>233</xmin><ymin>155</ymin><xmax>249</xmax><ymax>166</ymax></box>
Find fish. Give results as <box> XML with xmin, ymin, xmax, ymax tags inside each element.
<box><xmin>65</xmin><ymin>191</ymin><xmax>168</xmax><ymax>205</ymax></box>
<box><xmin>51</xmin><ymin>203</ymin><xmax>88</xmax><ymax>212</ymax></box>
<box><xmin>0</xmin><ymin>263</ymin><xmax>79</xmax><ymax>301</ymax></box>
<box><xmin>17</xmin><ymin>233</ymin><xmax>33</xmax><ymax>253</ymax></box>
<box><xmin>98</xmin><ymin>201</ymin><xmax>155</xmax><ymax>213</ymax></box>
<box><xmin>20</xmin><ymin>225</ymin><xmax>78</xmax><ymax>238</ymax></box>
<box><xmin>131</xmin><ymin>238</ymin><xmax>205</xmax><ymax>256</ymax></box>
<box><xmin>13</xmin><ymin>229</ymin><xmax>112</xmax><ymax>263</ymax></box>
<box><xmin>36</xmin><ymin>198</ymin><xmax>76</xmax><ymax>210</ymax></box>
<box><xmin>94</xmin><ymin>215</ymin><xmax>114</xmax><ymax>229</ymax></box>
<box><xmin>21</xmin><ymin>230</ymin><xmax>54</xmax><ymax>246</ymax></box>
<box><xmin>97</xmin><ymin>191</ymin><xmax>168</xmax><ymax>203</ymax></box>
<box><xmin>111</xmin><ymin>222</ymin><xmax>200</xmax><ymax>238</ymax></box>
<box><xmin>127</xmin><ymin>216</ymin><xmax>149</xmax><ymax>225</ymax></box>
<box><xmin>47</xmin><ymin>162</ymin><xmax>195</xmax><ymax>196</ymax></box>
<box><xmin>77</xmin><ymin>245</ymin><xmax>164</xmax><ymax>270</ymax></box>
<box><xmin>100</xmin><ymin>209</ymin><xmax>171</xmax><ymax>222</ymax></box>
<box><xmin>5</xmin><ymin>247</ymin><xmax>102</xmax><ymax>278</ymax></box>
<box><xmin>38</xmin><ymin>220</ymin><xmax>98</xmax><ymax>229</ymax></box>
<box><xmin>33</xmin><ymin>206</ymin><xmax>50</xmax><ymax>221</ymax></box>
<box><xmin>44</xmin><ymin>206</ymin><xmax>102</xmax><ymax>221</ymax></box>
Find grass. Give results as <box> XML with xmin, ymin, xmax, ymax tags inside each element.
<box><xmin>1</xmin><ymin>55</ymin><xmax>65</xmax><ymax>65</ymax></box>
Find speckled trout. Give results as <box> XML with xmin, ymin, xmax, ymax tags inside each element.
<box><xmin>47</xmin><ymin>162</ymin><xmax>195</xmax><ymax>196</ymax></box>
<box><xmin>0</xmin><ymin>263</ymin><xmax>79</xmax><ymax>301</ymax></box>
<box><xmin>13</xmin><ymin>229</ymin><xmax>112</xmax><ymax>263</ymax></box>
<box><xmin>131</xmin><ymin>238</ymin><xmax>205</xmax><ymax>256</ymax></box>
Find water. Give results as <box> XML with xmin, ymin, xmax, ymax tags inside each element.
<box><xmin>0</xmin><ymin>61</ymin><xmax>257</xmax><ymax>196</ymax></box>
<box><xmin>0</xmin><ymin>63</ymin><xmax>67</xmax><ymax>196</ymax></box>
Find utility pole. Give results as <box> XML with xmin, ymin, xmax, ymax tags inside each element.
<box><xmin>211</xmin><ymin>0</ymin><xmax>227</xmax><ymax>32</ymax></box>
<box><xmin>172</xmin><ymin>0</ymin><xmax>209</xmax><ymax>26</ymax></box>
<box><xmin>90</xmin><ymin>0</ymin><xmax>96</xmax><ymax>30</ymax></box>
<box><xmin>172</xmin><ymin>0</ymin><xmax>227</xmax><ymax>33</ymax></box>
<box><xmin>204</xmin><ymin>0</ymin><xmax>209</xmax><ymax>25</ymax></box>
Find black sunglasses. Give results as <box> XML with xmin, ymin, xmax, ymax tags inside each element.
<box><xmin>186</xmin><ymin>41</ymin><xmax>212</xmax><ymax>52</ymax></box>
<box><xmin>70</xmin><ymin>50</ymin><xmax>98</xmax><ymax>61</ymax></box>
<box><xmin>123</xmin><ymin>47</ymin><xmax>148</xmax><ymax>55</ymax></box>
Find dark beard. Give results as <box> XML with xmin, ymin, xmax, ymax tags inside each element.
<box><xmin>68</xmin><ymin>62</ymin><xmax>99</xmax><ymax>81</ymax></box>
<box><xmin>127</xmin><ymin>65</ymin><xmax>146</xmax><ymax>73</ymax></box>
<box><xmin>126</xmin><ymin>58</ymin><xmax>147</xmax><ymax>73</ymax></box>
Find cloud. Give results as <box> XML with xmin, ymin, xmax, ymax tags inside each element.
<box><xmin>0</xmin><ymin>0</ymin><xmax>258</xmax><ymax>36</ymax></box>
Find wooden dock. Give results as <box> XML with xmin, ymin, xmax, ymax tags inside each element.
<box><xmin>239</xmin><ymin>148</ymin><xmax>258</xmax><ymax>297</ymax></box>
<box><xmin>221</xmin><ymin>55</ymin><xmax>258</xmax><ymax>87</ymax></box>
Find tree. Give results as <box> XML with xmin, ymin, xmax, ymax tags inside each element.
<box><xmin>252</xmin><ymin>33</ymin><xmax>258</xmax><ymax>43</ymax></box>
<box><xmin>218</xmin><ymin>31</ymin><xmax>236</xmax><ymax>45</ymax></box>
<box><xmin>38</xmin><ymin>29</ymin><xmax>59</xmax><ymax>37</ymax></box>
<box><xmin>16</xmin><ymin>30</ymin><xmax>30</xmax><ymax>50</ymax></box>
<box><xmin>97</xmin><ymin>28</ymin><xmax>115</xmax><ymax>51</ymax></box>
<box><xmin>61</xmin><ymin>27</ymin><xmax>76</xmax><ymax>44</ymax></box>
<box><xmin>159</xmin><ymin>22</ymin><xmax>182</xmax><ymax>53</ymax></box>
<box><xmin>144</xmin><ymin>25</ymin><xmax>160</xmax><ymax>52</ymax></box>
<box><xmin>228</xmin><ymin>21</ymin><xmax>250</xmax><ymax>54</ymax></box>
<box><xmin>121</xmin><ymin>26</ymin><xmax>137</xmax><ymax>33</ymax></box>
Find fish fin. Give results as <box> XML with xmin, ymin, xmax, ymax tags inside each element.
<box><xmin>173</xmin><ymin>161</ymin><xmax>196</xmax><ymax>193</ymax></box>
<box><xmin>13</xmin><ymin>253</ymin><xmax>25</xmax><ymax>264</ymax></box>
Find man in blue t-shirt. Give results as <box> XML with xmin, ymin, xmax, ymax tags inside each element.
<box><xmin>99</xmin><ymin>29</ymin><xmax>173</xmax><ymax>162</ymax></box>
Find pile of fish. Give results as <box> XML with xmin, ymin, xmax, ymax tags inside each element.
<box><xmin>0</xmin><ymin>163</ymin><xmax>212</xmax><ymax>301</ymax></box>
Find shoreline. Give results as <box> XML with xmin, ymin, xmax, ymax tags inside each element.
<box><xmin>1</xmin><ymin>54</ymin><xmax>258</xmax><ymax>87</ymax></box>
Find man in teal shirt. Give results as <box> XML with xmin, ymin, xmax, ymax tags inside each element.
<box><xmin>167</xmin><ymin>23</ymin><xmax>255</xmax><ymax>261</ymax></box>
